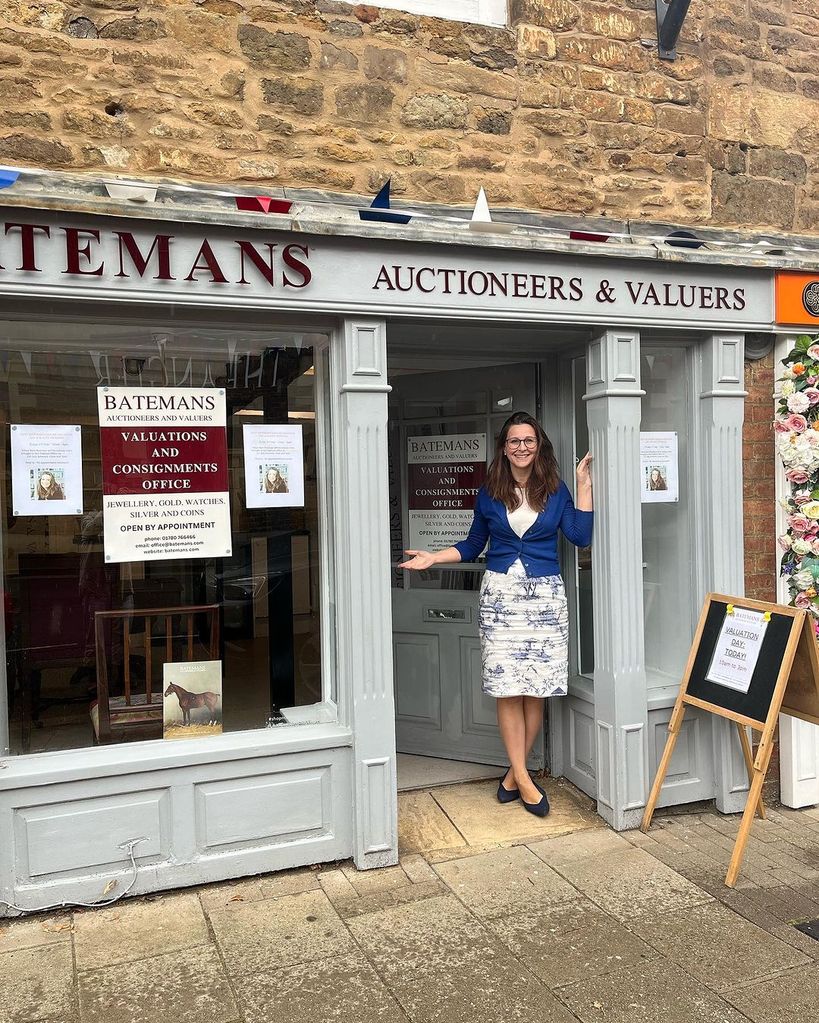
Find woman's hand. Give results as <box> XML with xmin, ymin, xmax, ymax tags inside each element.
<box><xmin>576</xmin><ymin>452</ymin><xmax>593</xmax><ymax>487</ymax></box>
<box><xmin>399</xmin><ymin>550</ymin><xmax>438</xmax><ymax>571</ymax></box>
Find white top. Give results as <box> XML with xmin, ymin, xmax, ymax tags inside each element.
<box><xmin>507</xmin><ymin>487</ymin><xmax>538</xmax><ymax>538</ymax></box>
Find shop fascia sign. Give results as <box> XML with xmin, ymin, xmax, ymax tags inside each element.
<box><xmin>0</xmin><ymin>210</ymin><xmax>774</xmax><ymax>326</ymax></box>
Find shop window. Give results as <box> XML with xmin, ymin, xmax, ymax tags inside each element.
<box><xmin>0</xmin><ymin>311</ymin><xmax>332</xmax><ymax>755</ymax></box>
<box><xmin>340</xmin><ymin>0</ymin><xmax>507</xmax><ymax>27</ymax></box>
<box><xmin>572</xmin><ymin>357</ymin><xmax>594</xmax><ymax>677</ymax></box>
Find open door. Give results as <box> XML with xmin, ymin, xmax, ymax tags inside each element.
<box><xmin>388</xmin><ymin>362</ymin><xmax>538</xmax><ymax>766</ymax></box>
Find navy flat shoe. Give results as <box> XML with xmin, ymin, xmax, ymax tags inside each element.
<box><xmin>521</xmin><ymin>791</ymin><xmax>550</xmax><ymax>817</ymax></box>
<box><xmin>497</xmin><ymin>769</ymin><xmax>519</xmax><ymax>803</ymax></box>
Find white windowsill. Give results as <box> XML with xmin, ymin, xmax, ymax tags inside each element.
<box><xmin>339</xmin><ymin>0</ymin><xmax>507</xmax><ymax>28</ymax></box>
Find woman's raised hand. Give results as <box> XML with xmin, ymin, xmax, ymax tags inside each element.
<box><xmin>399</xmin><ymin>550</ymin><xmax>437</xmax><ymax>571</ymax></box>
<box><xmin>576</xmin><ymin>452</ymin><xmax>593</xmax><ymax>487</ymax></box>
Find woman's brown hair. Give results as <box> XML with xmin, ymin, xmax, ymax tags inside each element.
<box><xmin>485</xmin><ymin>412</ymin><xmax>560</xmax><ymax>512</ymax></box>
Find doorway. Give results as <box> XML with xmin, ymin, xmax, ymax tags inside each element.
<box><xmin>386</xmin><ymin>322</ymin><xmax>591</xmax><ymax>790</ymax></box>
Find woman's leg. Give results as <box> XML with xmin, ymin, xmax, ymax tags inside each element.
<box><xmin>523</xmin><ymin>696</ymin><xmax>545</xmax><ymax>760</ymax></box>
<box><xmin>497</xmin><ymin>696</ymin><xmax>542</xmax><ymax>803</ymax></box>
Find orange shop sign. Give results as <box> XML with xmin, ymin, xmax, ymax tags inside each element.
<box><xmin>775</xmin><ymin>271</ymin><xmax>819</xmax><ymax>327</ymax></box>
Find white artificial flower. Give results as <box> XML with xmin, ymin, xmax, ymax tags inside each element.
<box><xmin>781</xmin><ymin>380</ymin><xmax>795</xmax><ymax>396</ymax></box>
<box><xmin>788</xmin><ymin>392</ymin><xmax>811</xmax><ymax>413</ymax></box>
<box><xmin>792</xmin><ymin>538</ymin><xmax>812</xmax><ymax>556</ymax></box>
<box><xmin>793</xmin><ymin>568</ymin><xmax>815</xmax><ymax>590</ymax></box>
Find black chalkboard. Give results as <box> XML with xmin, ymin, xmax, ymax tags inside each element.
<box><xmin>686</xmin><ymin>599</ymin><xmax>795</xmax><ymax>726</ymax></box>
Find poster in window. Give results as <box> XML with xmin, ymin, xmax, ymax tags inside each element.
<box><xmin>98</xmin><ymin>387</ymin><xmax>231</xmax><ymax>563</ymax></box>
<box><xmin>10</xmin><ymin>424</ymin><xmax>83</xmax><ymax>516</ymax></box>
<box><xmin>640</xmin><ymin>432</ymin><xmax>679</xmax><ymax>503</ymax></box>
<box><xmin>163</xmin><ymin>660</ymin><xmax>223</xmax><ymax>740</ymax></box>
<box><xmin>407</xmin><ymin>434</ymin><xmax>487</xmax><ymax>552</ymax></box>
<box><xmin>242</xmin><ymin>424</ymin><xmax>305</xmax><ymax>508</ymax></box>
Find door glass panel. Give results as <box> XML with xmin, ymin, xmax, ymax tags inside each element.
<box><xmin>573</xmin><ymin>357</ymin><xmax>594</xmax><ymax>676</ymax></box>
<box><xmin>640</xmin><ymin>347</ymin><xmax>695</xmax><ymax>686</ymax></box>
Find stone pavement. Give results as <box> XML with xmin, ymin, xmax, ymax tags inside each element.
<box><xmin>2</xmin><ymin>777</ymin><xmax>819</xmax><ymax>1023</ymax></box>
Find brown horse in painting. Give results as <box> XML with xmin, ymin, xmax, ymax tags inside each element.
<box><xmin>163</xmin><ymin>683</ymin><xmax>220</xmax><ymax>726</ymax></box>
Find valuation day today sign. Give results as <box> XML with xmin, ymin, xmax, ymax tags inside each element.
<box><xmin>0</xmin><ymin>212</ymin><xmax>775</xmax><ymax>328</ymax></box>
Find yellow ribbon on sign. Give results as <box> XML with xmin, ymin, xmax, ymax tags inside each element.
<box><xmin>727</xmin><ymin>604</ymin><xmax>735</xmax><ymax>615</ymax></box>
<box><xmin>763</xmin><ymin>611</ymin><xmax>771</xmax><ymax>622</ymax></box>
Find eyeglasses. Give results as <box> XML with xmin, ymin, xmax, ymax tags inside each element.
<box><xmin>506</xmin><ymin>437</ymin><xmax>537</xmax><ymax>450</ymax></box>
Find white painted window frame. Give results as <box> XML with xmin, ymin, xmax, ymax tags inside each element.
<box><xmin>340</xmin><ymin>0</ymin><xmax>508</xmax><ymax>28</ymax></box>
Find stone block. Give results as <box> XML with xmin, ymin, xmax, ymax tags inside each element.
<box><xmin>327</xmin><ymin>18</ymin><xmax>363</xmax><ymax>37</ymax></box>
<box><xmin>558</xmin><ymin>35</ymin><xmax>646</xmax><ymax>72</ymax></box>
<box><xmin>516</xmin><ymin>25</ymin><xmax>556</xmax><ymax>58</ymax></box>
<box><xmin>401</xmin><ymin>93</ymin><xmax>468</xmax><ymax>129</ymax></box>
<box><xmin>99</xmin><ymin>17</ymin><xmax>166</xmax><ymax>41</ymax></box>
<box><xmin>62</xmin><ymin>108</ymin><xmax>133</xmax><ymax>139</ymax></box>
<box><xmin>0</xmin><ymin>133</ymin><xmax>73</xmax><ymax>165</ymax></box>
<box><xmin>509</xmin><ymin>0</ymin><xmax>580</xmax><ymax>30</ymax></box>
<box><xmin>526</xmin><ymin>108</ymin><xmax>588</xmax><ymax>136</ymax></box>
<box><xmin>567</xmin><ymin>88</ymin><xmax>624</xmax><ymax>122</ymax></box>
<box><xmin>712</xmin><ymin>171</ymin><xmax>796</xmax><ymax>229</ymax></box>
<box><xmin>335</xmin><ymin>82</ymin><xmax>394</xmax><ymax>122</ymax></box>
<box><xmin>320</xmin><ymin>42</ymin><xmax>358</xmax><ymax>69</ymax></box>
<box><xmin>262</xmin><ymin>77</ymin><xmax>323</xmax><ymax>115</ymax></box>
<box><xmin>363</xmin><ymin>45</ymin><xmax>407</xmax><ymax>83</ymax></box>
<box><xmin>578</xmin><ymin>5</ymin><xmax>641</xmax><ymax>41</ymax></box>
<box><xmin>238</xmin><ymin>25</ymin><xmax>311</xmax><ymax>70</ymax></box>
<box><xmin>416</xmin><ymin>57</ymin><xmax>518</xmax><ymax>100</ymax></box>
<box><xmin>748</xmin><ymin>147</ymin><xmax>807</xmax><ymax>184</ymax></box>
<box><xmin>657</xmin><ymin>104</ymin><xmax>706</xmax><ymax>136</ymax></box>
<box><xmin>475</xmin><ymin>108</ymin><xmax>512</xmax><ymax>135</ymax></box>
<box><xmin>341</xmin><ymin>863</ymin><xmax>410</xmax><ymax>896</ymax></box>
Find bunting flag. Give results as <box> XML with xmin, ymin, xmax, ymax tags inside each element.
<box><xmin>569</xmin><ymin>230</ymin><xmax>610</xmax><ymax>243</ymax></box>
<box><xmin>359</xmin><ymin>179</ymin><xmax>412</xmax><ymax>225</ymax></box>
<box><xmin>103</xmin><ymin>181</ymin><xmax>157</xmax><ymax>203</ymax></box>
<box><xmin>665</xmin><ymin>229</ymin><xmax>705</xmax><ymax>249</ymax></box>
<box><xmin>235</xmin><ymin>196</ymin><xmax>293</xmax><ymax>215</ymax></box>
<box><xmin>0</xmin><ymin>168</ymin><xmax>20</xmax><ymax>190</ymax></box>
<box><xmin>468</xmin><ymin>187</ymin><xmax>515</xmax><ymax>234</ymax></box>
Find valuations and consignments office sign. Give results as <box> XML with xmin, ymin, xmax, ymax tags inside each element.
<box><xmin>0</xmin><ymin>211</ymin><xmax>775</xmax><ymax>328</ymax></box>
<box><xmin>98</xmin><ymin>386</ymin><xmax>231</xmax><ymax>563</ymax></box>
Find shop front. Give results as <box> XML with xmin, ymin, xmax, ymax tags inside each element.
<box><xmin>0</xmin><ymin>186</ymin><xmax>781</xmax><ymax>911</ymax></box>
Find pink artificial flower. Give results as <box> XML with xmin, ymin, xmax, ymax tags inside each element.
<box><xmin>775</xmin><ymin>417</ymin><xmax>792</xmax><ymax>433</ymax></box>
<box><xmin>805</xmin><ymin>388</ymin><xmax>819</xmax><ymax>406</ymax></box>
<box><xmin>807</xmin><ymin>344</ymin><xmax>819</xmax><ymax>361</ymax></box>
<box><xmin>789</xmin><ymin>514</ymin><xmax>810</xmax><ymax>534</ymax></box>
<box><xmin>784</xmin><ymin>413</ymin><xmax>809</xmax><ymax>432</ymax></box>
<box><xmin>778</xmin><ymin>535</ymin><xmax>793</xmax><ymax>550</ymax></box>
<box><xmin>809</xmin><ymin>376</ymin><xmax>818</xmax><ymax>386</ymax></box>
<box><xmin>787</xmin><ymin>469</ymin><xmax>811</xmax><ymax>484</ymax></box>
<box><xmin>795</xmin><ymin>592</ymin><xmax>812</xmax><ymax>609</ymax></box>
<box><xmin>794</xmin><ymin>489</ymin><xmax>813</xmax><ymax>505</ymax></box>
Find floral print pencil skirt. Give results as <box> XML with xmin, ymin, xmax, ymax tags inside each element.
<box><xmin>479</xmin><ymin>559</ymin><xmax>569</xmax><ymax>698</ymax></box>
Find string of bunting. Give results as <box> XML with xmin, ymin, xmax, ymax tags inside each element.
<box><xmin>0</xmin><ymin>162</ymin><xmax>811</xmax><ymax>257</ymax></box>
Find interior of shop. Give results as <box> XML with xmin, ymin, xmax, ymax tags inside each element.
<box><xmin>0</xmin><ymin>305</ymin><xmax>330</xmax><ymax>756</ymax></box>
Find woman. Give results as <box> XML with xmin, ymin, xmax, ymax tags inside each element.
<box><xmin>400</xmin><ymin>412</ymin><xmax>593</xmax><ymax>817</ymax></box>
<box><xmin>35</xmin><ymin>470</ymin><xmax>65</xmax><ymax>501</ymax></box>
<box><xmin>648</xmin><ymin>467</ymin><xmax>667</xmax><ymax>491</ymax></box>
<box><xmin>263</xmin><ymin>467</ymin><xmax>288</xmax><ymax>494</ymax></box>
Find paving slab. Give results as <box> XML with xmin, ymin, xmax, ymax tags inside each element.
<box><xmin>400</xmin><ymin>852</ymin><xmax>439</xmax><ymax>884</ymax></box>
<box><xmin>317</xmin><ymin>868</ymin><xmax>359</xmax><ymax>907</ymax></box>
<box><xmin>540</xmin><ymin>845</ymin><xmax>712</xmax><ymax>921</ymax></box>
<box><xmin>347</xmin><ymin>893</ymin><xmax>578</xmax><ymax>1023</ymax></box>
<box><xmin>628</xmin><ymin>901</ymin><xmax>810</xmax><ymax>990</ymax></box>
<box><xmin>238</xmin><ymin>951</ymin><xmax>409</xmax><ymax>1023</ymax></box>
<box><xmin>341</xmin><ymin>862</ymin><xmax>410</xmax><ymax>896</ymax></box>
<box><xmin>557</xmin><ymin>957</ymin><xmax>748</xmax><ymax>1023</ymax></box>
<box><xmin>724</xmin><ymin>963</ymin><xmax>819</xmax><ymax>1023</ymax></box>
<box><xmin>197</xmin><ymin>869</ymin><xmax>320</xmax><ymax>912</ymax></box>
<box><xmin>77</xmin><ymin>945</ymin><xmax>238</xmax><ymax>1023</ymax></box>
<box><xmin>432</xmin><ymin>779</ymin><xmax>601</xmax><ymax>847</ymax></box>
<box><xmin>0</xmin><ymin>942</ymin><xmax>75</xmax><ymax>1023</ymax></box>
<box><xmin>209</xmin><ymin>888</ymin><xmax>354</xmax><ymax>976</ymax></box>
<box><xmin>527</xmin><ymin>827</ymin><xmax>633</xmax><ymax>868</ymax></box>
<box><xmin>488</xmin><ymin>897</ymin><xmax>658</xmax><ymax>989</ymax></box>
<box><xmin>0</xmin><ymin>913</ymin><xmax>72</xmax><ymax>954</ymax></box>
<box><xmin>73</xmin><ymin>892</ymin><xmax>210</xmax><ymax>969</ymax></box>
<box><xmin>433</xmin><ymin>845</ymin><xmax>579</xmax><ymax>920</ymax></box>
<box><xmin>335</xmin><ymin>879</ymin><xmax>448</xmax><ymax>919</ymax></box>
<box><xmin>397</xmin><ymin>789</ymin><xmax>467</xmax><ymax>854</ymax></box>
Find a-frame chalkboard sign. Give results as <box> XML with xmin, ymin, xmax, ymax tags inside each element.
<box><xmin>641</xmin><ymin>593</ymin><xmax>819</xmax><ymax>887</ymax></box>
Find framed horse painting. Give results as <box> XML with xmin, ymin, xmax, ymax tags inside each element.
<box><xmin>163</xmin><ymin>660</ymin><xmax>223</xmax><ymax>740</ymax></box>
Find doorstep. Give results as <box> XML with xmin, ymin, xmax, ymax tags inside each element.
<box><xmin>398</xmin><ymin>775</ymin><xmax>603</xmax><ymax>858</ymax></box>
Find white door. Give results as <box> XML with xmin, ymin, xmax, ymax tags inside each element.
<box><xmin>389</xmin><ymin>363</ymin><xmax>538</xmax><ymax>765</ymax></box>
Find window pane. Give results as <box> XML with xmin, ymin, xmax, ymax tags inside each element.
<box><xmin>573</xmin><ymin>357</ymin><xmax>594</xmax><ymax>676</ymax></box>
<box><xmin>0</xmin><ymin>314</ymin><xmax>331</xmax><ymax>754</ymax></box>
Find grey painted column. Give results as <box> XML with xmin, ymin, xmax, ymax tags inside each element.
<box><xmin>696</xmin><ymin>333</ymin><xmax>749</xmax><ymax>813</ymax></box>
<box><xmin>332</xmin><ymin>317</ymin><xmax>398</xmax><ymax>869</ymax></box>
<box><xmin>585</xmin><ymin>329</ymin><xmax>648</xmax><ymax>830</ymax></box>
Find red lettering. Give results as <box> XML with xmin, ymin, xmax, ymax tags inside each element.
<box><xmin>184</xmin><ymin>240</ymin><xmax>227</xmax><ymax>283</ymax></box>
<box><xmin>5</xmin><ymin>223</ymin><xmax>50</xmax><ymax>272</ymax></box>
<box><xmin>115</xmin><ymin>231</ymin><xmax>175</xmax><ymax>280</ymax></box>
<box><xmin>237</xmin><ymin>241</ymin><xmax>277</xmax><ymax>286</ymax></box>
<box><xmin>282</xmin><ymin>243</ymin><xmax>311</xmax><ymax>288</ymax></box>
<box><xmin>63</xmin><ymin>227</ymin><xmax>103</xmax><ymax>276</ymax></box>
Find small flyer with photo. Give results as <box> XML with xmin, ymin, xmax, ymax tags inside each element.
<box><xmin>640</xmin><ymin>432</ymin><xmax>679</xmax><ymax>504</ymax></box>
<box><xmin>242</xmin><ymin>424</ymin><xmax>305</xmax><ymax>508</ymax></box>
<box><xmin>10</xmin><ymin>424</ymin><xmax>84</xmax><ymax>517</ymax></box>
<box><xmin>163</xmin><ymin>660</ymin><xmax>223</xmax><ymax>740</ymax></box>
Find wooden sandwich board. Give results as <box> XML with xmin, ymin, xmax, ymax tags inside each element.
<box><xmin>641</xmin><ymin>593</ymin><xmax>819</xmax><ymax>888</ymax></box>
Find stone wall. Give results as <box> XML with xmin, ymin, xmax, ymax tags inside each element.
<box><xmin>2</xmin><ymin>0</ymin><xmax>819</xmax><ymax>230</ymax></box>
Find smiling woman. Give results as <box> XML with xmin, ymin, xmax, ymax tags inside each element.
<box><xmin>400</xmin><ymin>410</ymin><xmax>593</xmax><ymax>816</ymax></box>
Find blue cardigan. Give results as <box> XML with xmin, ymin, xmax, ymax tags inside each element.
<box><xmin>453</xmin><ymin>481</ymin><xmax>593</xmax><ymax>578</ymax></box>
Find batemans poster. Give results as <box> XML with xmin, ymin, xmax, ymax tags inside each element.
<box><xmin>98</xmin><ymin>387</ymin><xmax>231</xmax><ymax>564</ymax></box>
<box><xmin>407</xmin><ymin>433</ymin><xmax>487</xmax><ymax>553</ymax></box>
